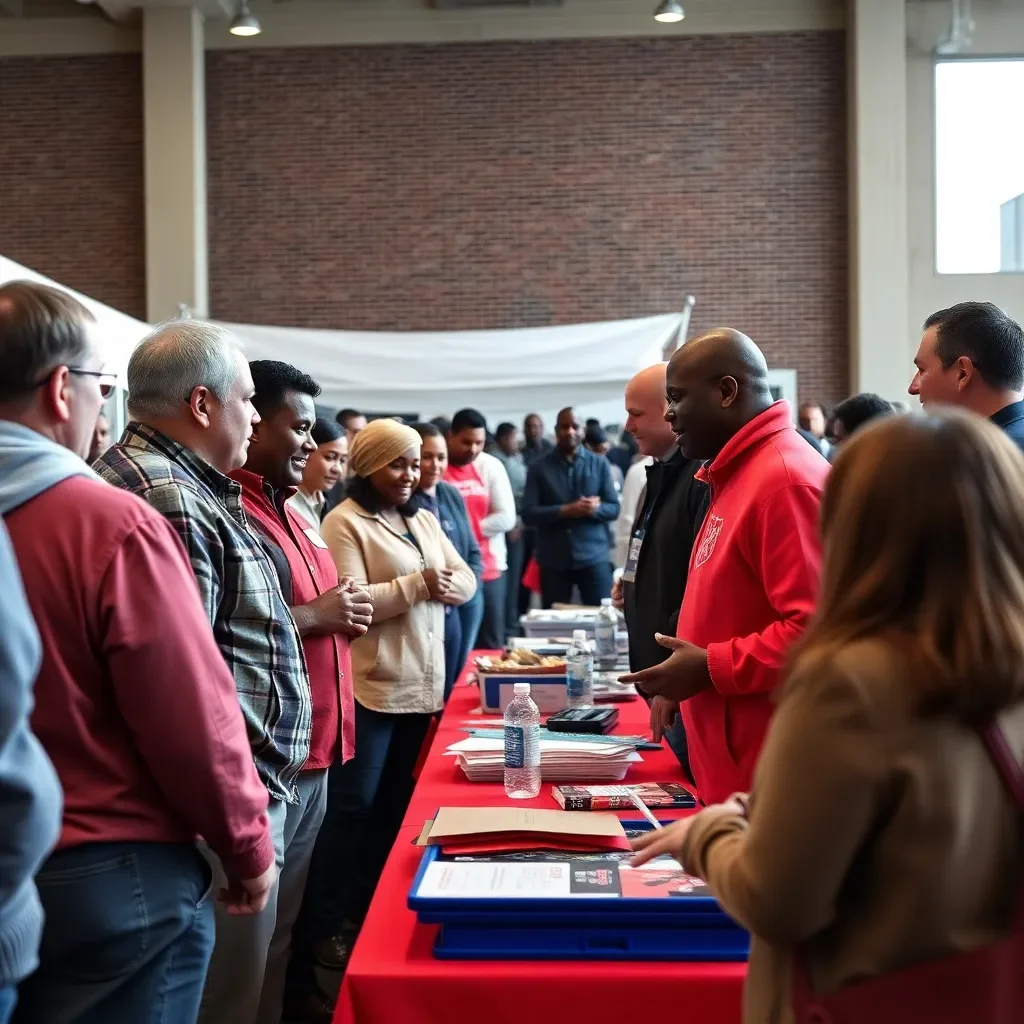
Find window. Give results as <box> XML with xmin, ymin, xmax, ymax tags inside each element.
<box><xmin>935</xmin><ymin>59</ymin><xmax>1024</xmax><ymax>274</ymax></box>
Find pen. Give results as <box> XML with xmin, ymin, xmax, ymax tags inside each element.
<box><xmin>628</xmin><ymin>790</ymin><xmax>663</xmax><ymax>830</ymax></box>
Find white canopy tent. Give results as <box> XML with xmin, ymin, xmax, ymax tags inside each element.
<box><xmin>0</xmin><ymin>257</ymin><xmax>150</xmax><ymax>380</ymax></box>
<box><xmin>219</xmin><ymin>313</ymin><xmax>683</xmax><ymax>430</ymax></box>
<box><xmin>0</xmin><ymin>256</ymin><xmax>152</xmax><ymax>438</ymax></box>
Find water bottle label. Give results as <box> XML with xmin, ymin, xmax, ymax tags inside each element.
<box><xmin>504</xmin><ymin>725</ymin><xmax>525</xmax><ymax>769</ymax></box>
<box><xmin>567</xmin><ymin>661</ymin><xmax>588</xmax><ymax>699</ymax></box>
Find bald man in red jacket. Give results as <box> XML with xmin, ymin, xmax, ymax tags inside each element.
<box><xmin>623</xmin><ymin>330</ymin><xmax>829</xmax><ymax>805</ymax></box>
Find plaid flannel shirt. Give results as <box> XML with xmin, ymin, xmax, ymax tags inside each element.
<box><xmin>95</xmin><ymin>423</ymin><xmax>311</xmax><ymax>804</ymax></box>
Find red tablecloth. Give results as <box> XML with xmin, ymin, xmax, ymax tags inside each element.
<box><xmin>333</xmin><ymin>659</ymin><xmax>746</xmax><ymax>1024</ymax></box>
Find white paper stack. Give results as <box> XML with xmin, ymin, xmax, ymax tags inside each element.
<box><xmin>445</xmin><ymin>737</ymin><xmax>643</xmax><ymax>783</ymax></box>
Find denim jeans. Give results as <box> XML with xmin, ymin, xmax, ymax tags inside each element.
<box><xmin>443</xmin><ymin>604</ymin><xmax>463</xmax><ymax>702</ymax></box>
<box><xmin>198</xmin><ymin>769</ymin><xmax>328</xmax><ymax>1024</ymax></box>
<box><xmin>0</xmin><ymin>987</ymin><xmax>16</xmax><ymax>1024</ymax></box>
<box><xmin>540</xmin><ymin>561</ymin><xmax>613</xmax><ymax>608</ymax></box>
<box><xmin>285</xmin><ymin>704</ymin><xmax>432</xmax><ymax>1000</ymax></box>
<box><xmin>13</xmin><ymin>841</ymin><xmax>214</xmax><ymax>1024</ymax></box>
<box><xmin>457</xmin><ymin>590</ymin><xmax>484</xmax><ymax>673</ymax></box>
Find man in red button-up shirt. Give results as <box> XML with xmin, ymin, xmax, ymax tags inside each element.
<box><xmin>230</xmin><ymin>360</ymin><xmax>372</xmax><ymax>1024</ymax></box>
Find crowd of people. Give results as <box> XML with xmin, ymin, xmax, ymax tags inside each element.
<box><xmin>0</xmin><ymin>279</ymin><xmax>1021</xmax><ymax>1024</ymax></box>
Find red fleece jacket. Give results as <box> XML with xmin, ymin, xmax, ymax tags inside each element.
<box><xmin>677</xmin><ymin>402</ymin><xmax>828</xmax><ymax>804</ymax></box>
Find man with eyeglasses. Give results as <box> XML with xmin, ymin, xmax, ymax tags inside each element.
<box><xmin>0</xmin><ymin>280</ymin><xmax>273</xmax><ymax>1024</ymax></box>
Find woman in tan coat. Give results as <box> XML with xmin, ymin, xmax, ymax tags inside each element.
<box><xmin>317</xmin><ymin>419</ymin><xmax>476</xmax><ymax>955</ymax></box>
<box><xmin>633</xmin><ymin>410</ymin><xmax>1023</xmax><ymax>1024</ymax></box>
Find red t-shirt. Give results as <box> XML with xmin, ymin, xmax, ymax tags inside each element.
<box><xmin>232</xmin><ymin>469</ymin><xmax>355</xmax><ymax>769</ymax></box>
<box><xmin>444</xmin><ymin>460</ymin><xmax>496</xmax><ymax>580</ymax></box>
<box><xmin>676</xmin><ymin>402</ymin><xmax>828</xmax><ymax>804</ymax></box>
<box><xmin>5</xmin><ymin>475</ymin><xmax>273</xmax><ymax>880</ymax></box>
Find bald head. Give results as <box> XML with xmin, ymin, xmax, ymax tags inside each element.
<box><xmin>665</xmin><ymin>329</ymin><xmax>775</xmax><ymax>461</ymax></box>
<box><xmin>671</xmin><ymin>329</ymin><xmax>770</xmax><ymax>386</ymax></box>
<box><xmin>624</xmin><ymin>363</ymin><xmax>676</xmax><ymax>458</ymax></box>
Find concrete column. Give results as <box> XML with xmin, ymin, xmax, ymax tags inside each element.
<box><xmin>143</xmin><ymin>7</ymin><xmax>208</xmax><ymax>322</ymax></box>
<box><xmin>847</xmin><ymin>0</ymin><xmax>910</xmax><ymax>401</ymax></box>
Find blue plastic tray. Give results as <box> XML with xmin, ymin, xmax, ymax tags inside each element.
<box><xmin>408</xmin><ymin>820</ymin><xmax>749</xmax><ymax>962</ymax></box>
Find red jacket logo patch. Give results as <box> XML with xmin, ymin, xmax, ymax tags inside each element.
<box><xmin>694</xmin><ymin>514</ymin><xmax>724</xmax><ymax>568</ymax></box>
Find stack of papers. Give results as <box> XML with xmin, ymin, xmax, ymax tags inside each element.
<box><xmin>416</xmin><ymin>806</ymin><xmax>631</xmax><ymax>855</ymax></box>
<box><xmin>445</xmin><ymin>737</ymin><xmax>642</xmax><ymax>783</ymax></box>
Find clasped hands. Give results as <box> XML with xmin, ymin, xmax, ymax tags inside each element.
<box><xmin>561</xmin><ymin>496</ymin><xmax>601</xmax><ymax>518</ymax></box>
<box><xmin>303</xmin><ymin>576</ymin><xmax>373</xmax><ymax>638</ymax></box>
<box><xmin>422</xmin><ymin>567</ymin><xmax>461</xmax><ymax>604</ymax></box>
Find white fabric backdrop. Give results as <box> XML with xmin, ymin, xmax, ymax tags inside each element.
<box><xmin>218</xmin><ymin>313</ymin><xmax>680</xmax><ymax>427</ymax></box>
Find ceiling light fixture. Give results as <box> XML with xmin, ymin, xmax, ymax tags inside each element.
<box><xmin>654</xmin><ymin>1</ymin><xmax>684</xmax><ymax>23</ymax></box>
<box><xmin>229</xmin><ymin>1</ymin><xmax>262</xmax><ymax>37</ymax></box>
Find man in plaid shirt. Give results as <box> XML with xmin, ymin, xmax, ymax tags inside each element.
<box><xmin>96</xmin><ymin>321</ymin><xmax>321</xmax><ymax>1024</ymax></box>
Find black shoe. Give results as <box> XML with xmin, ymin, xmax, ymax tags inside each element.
<box><xmin>281</xmin><ymin>990</ymin><xmax>337</xmax><ymax>1024</ymax></box>
<box><xmin>312</xmin><ymin>932</ymin><xmax>357</xmax><ymax>971</ymax></box>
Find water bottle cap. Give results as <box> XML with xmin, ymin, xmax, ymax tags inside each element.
<box><xmin>513</xmin><ymin>682</ymin><xmax>531</xmax><ymax>695</ymax></box>
<box><xmin>600</xmin><ymin>598</ymin><xmax>612</xmax><ymax>606</ymax></box>
<box><xmin>572</xmin><ymin>629</ymin><xmax>587</xmax><ymax>640</ymax></box>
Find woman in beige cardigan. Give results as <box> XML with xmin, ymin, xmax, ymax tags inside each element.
<box><xmin>633</xmin><ymin>411</ymin><xmax>1024</xmax><ymax>1024</ymax></box>
<box><xmin>317</xmin><ymin>418</ymin><xmax>476</xmax><ymax>952</ymax></box>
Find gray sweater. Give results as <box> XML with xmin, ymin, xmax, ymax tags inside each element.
<box><xmin>0</xmin><ymin>520</ymin><xmax>62</xmax><ymax>986</ymax></box>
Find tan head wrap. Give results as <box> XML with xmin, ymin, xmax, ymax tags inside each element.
<box><xmin>348</xmin><ymin>418</ymin><xmax>422</xmax><ymax>478</ymax></box>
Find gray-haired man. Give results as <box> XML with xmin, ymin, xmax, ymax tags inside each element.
<box><xmin>95</xmin><ymin>320</ymin><xmax>322</xmax><ymax>1024</ymax></box>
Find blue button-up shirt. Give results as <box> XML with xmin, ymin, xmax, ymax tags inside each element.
<box><xmin>522</xmin><ymin>447</ymin><xmax>620</xmax><ymax>571</ymax></box>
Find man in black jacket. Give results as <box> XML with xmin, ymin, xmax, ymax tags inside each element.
<box><xmin>612</xmin><ymin>364</ymin><xmax>707</xmax><ymax>776</ymax></box>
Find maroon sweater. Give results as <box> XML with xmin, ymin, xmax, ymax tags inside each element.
<box><xmin>5</xmin><ymin>475</ymin><xmax>273</xmax><ymax>880</ymax></box>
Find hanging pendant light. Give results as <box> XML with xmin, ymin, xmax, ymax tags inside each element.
<box><xmin>229</xmin><ymin>1</ymin><xmax>262</xmax><ymax>37</ymax></box>
<box><xmin>654</xmin><ymin>1</ymin><xmax>685</xmax><ymax>23</ymax></box>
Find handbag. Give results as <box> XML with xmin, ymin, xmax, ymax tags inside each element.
<box><xmin>792</xmin><ymin>722</ymin><xmax>1024</xmax><ymax>1024</ymax></box>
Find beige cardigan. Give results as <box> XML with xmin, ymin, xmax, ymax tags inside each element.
<box><xmin>679</xmin><ymin>638</ymin><xmax>1024</xmax><ymax>1024</ymax></box>
<box><xmin>321</xmin><ymin>497</ymin><xmax>476</xmax><ymax>714</ymax></box>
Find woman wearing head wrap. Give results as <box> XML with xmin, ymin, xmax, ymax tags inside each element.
<box><xmin>314</xmin><ymin>419</ymin><xmax>476</xmax><ymax>954</ymax></box>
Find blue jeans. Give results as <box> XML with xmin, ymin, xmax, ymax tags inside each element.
<box><xmin>443</xmin><ymin>604</ymin><xmax>463</xmax><ymax>701</ymax></box>
<box><xmin>0</xmin><ymin>987</ymin><xmax>16</xmax><ymax>1024</ymax></box>
<box><xmin>14</xmin><ymin>842</ymin><xmax>214</xmax><ymax>1024</ymax></box>
<box><xmin>457</xmin><ymin>589</ymin><xmax>484</xmax><ymax>670</ymax></box>
<box><xmin>540</xmin><ymin>561</ymin><xmax>613</xmax><ymax>608</ymax></box>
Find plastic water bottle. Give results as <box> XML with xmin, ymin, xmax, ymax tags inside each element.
<box><xmin>504</xmin><ymin>682</ymin><xmax>541</xmax><ymax>799</ymax></box>
<box><xmin>566</xmin><ymin>629</ymin><xmax>594</xmax><ymax>708</ymax></box>
<box><xmin>595</xmin><ymin>598</ymin><xmax>619</xmax><ymax>670</ymax></box>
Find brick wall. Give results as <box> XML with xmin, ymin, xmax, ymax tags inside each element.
<box><xmin>208</xmin><ymin>33</ymin><xmax>848</xmax><ymax>403</ymax></box>
<box><xmin>0</xmin><ymin>55</ymin><xmax>146</xmax><ymax>320</ymax></box>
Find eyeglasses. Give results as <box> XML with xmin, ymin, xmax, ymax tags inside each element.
<box><xmin>68</xmin><ymin>368</ymin><xmax>118</xmax><ymax>399</ymax></box>
<box><xmin>34</xmin><ymin>366</ymin><xmax>117</xmax><ymax>400</ymax></box>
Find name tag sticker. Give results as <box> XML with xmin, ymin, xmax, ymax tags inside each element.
<box><xmin>303</xmin><ymin>527</ymin><xmax>328</xmax><ymax>549</ymax></box>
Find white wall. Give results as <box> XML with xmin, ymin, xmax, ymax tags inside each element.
<box><xmin>904</xmin><ymin>1</ymin><xmax>1024</xmax><ymax>398</ymax></box>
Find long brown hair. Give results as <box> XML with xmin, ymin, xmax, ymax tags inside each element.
<box><xmin>792</xmin><ymin>408</ymin><xmax>1024</xmax><ymax>723</ymax></box>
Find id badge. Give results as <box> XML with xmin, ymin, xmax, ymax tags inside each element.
<box><xmin>622</xmin><ymin>528</ymin><xmax>645</xmax><ymax>583</ymax></box>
